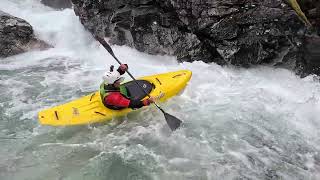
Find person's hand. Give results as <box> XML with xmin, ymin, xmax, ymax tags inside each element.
<box><xmin>119</xmin><ymin>64</ymin><xmax>128</xmax><ymax>71</ymax></box>
<box><xmin>117</xmin><ymin>64</ymin><xmax>128</xmax><ymax>75</ymax></box>
<box><xmin>145</xmin><ymin>93</ymin><xmax>165</xmax><ymax>104</ymax></box>
<box><xmin>147</xmin><ymin>96</ymin><xmax>155</xmax><ymax>103</ymax></box>
<box><xmin>142</xmin><ymin>96</ymin><xmax>156</xmax><ymax>106</ymax></box>
<box><xmin>143</xmin><ymin>93</ymin><xmax>165</xmax><ymax>106</ymax></box>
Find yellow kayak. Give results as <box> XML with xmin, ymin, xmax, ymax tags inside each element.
<box><xmin>38</xmin><ymin>70</ymin><xmax>192</xmax><ymax>126</ymax></box>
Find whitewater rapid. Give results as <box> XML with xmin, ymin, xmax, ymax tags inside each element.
<box><xmin>1</xmin><ymin>0</ymin><xmax>320</xmax><ymax>179</ymax></box>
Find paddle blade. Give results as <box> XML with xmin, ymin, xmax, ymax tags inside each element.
<box><xmin>163</xmin><ymin>112</ymin><xmax>182</xmax><ymax>131</ymax></box>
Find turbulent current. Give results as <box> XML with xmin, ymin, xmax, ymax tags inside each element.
<box><xmin>1</xmin><ymin>1</ymin><xmax>320</xmax><ymax>179</ymax></box>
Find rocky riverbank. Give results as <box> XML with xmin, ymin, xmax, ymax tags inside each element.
<box><xmin>0</xmin><ymin>11</ymin><xmax>51</xmax><ymax>58</ymax></box>
<box><xmin>71</xmin><ymin>0</ymin><xmax>320</xmax><ymax>77</ymax></box>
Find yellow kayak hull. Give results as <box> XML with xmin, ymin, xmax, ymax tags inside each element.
<box><xmin>38</xmin><ymin>70</ymin><xmax>192</xmax><ymax>126</ymax></box>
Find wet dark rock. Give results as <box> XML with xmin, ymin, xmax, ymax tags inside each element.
<box><xmin>41</xmin><ymin>0</ymin><xmax>72</xmax><ymax>10</ymax></box>
<box><xmin>71</xmin><ymin>0</ymin><xmax>320</xmax><ymax>76</ymax></box>
<box><xmin>296</xmin><ymin>0</ymin><xmax>320</xmax><ymax>28</ymax></box>
<box><xmin>274</xmin><ymin>46</ymin><xmax>298</xmax><ymax>70</ymax></box>
<box><xmin>276</xmin><ymin>32</ymin><xmax>320</xmax><ymax>77</ymax></box>
<box><xmin>296</xmin><ymin>34</ymin><xmax>320</xmax><ymax>77</ymax></box>
<box><xmin>0</xmin><ymin>11</ymin><xmax>51</xmax><ymax>58</ymax></box>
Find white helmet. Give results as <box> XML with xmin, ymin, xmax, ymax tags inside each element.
<box><xmin>103</xmin><ymin>71</ymin><xmax>124</xmax><ymax>84</ymax></box>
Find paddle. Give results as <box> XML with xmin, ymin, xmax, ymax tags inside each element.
<box><xmin>94</xmin><ymin>36</ymin><xmax>182</xmax><ymax>131</ymax></box>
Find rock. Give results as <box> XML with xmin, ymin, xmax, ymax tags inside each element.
<box><xmin>274</xmin><ymin>46</ymin><xmax>298</xmax><ymax>70</ymax></box>
<box><xmin>71</xmin><ymin>0</ymin><xmax>311</xmax><ymax>71</ymax></box>
<box><xmin>296</xmin><ymin>34</ymin><xmax>320</xmax><ymax>77</ymax></box>
<box><xmin>297</xmin><ymin>0</ymin><xmax>320</xmax><ymax>34</ymax></box>
<box><xmin>41</xmin><ymin>0</ymin><xmax>72</xmax><ymax>10</ymax></box>
<box><xmin>0</xmin><ymin>11</ymin><xmax>51</xmax><ymax>58</ymax></box>
<box><xmin>279</xmin><ymin>32</ymin><xmax>320</xmax><ymax>77</ymax></box>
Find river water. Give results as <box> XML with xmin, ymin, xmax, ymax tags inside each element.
<box><xmin>1</xmin><ymin>0</ymin><xmax>320</xmax><ymax>179</ymax></box>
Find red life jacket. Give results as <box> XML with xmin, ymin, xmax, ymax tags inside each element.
<box><xmin>104</xmin><ymin>92</ymin><xmax>130</xmax><ymax>108</ymax></box>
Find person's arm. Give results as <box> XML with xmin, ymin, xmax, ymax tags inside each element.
<box><xmin>128</xmin><ymin>97</ymin><xmax>155</xmax><ymax>109</ymax></box>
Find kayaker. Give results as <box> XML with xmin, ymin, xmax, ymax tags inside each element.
<box><xmin>101</xmin><ymin>64</ymin><xmax>155</xmax><ymax>110</ymax></box>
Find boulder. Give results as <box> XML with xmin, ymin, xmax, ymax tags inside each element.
<box><xmin>296</xmin><ymin>34</ymin><xmax>320</xmax><ymax>77</ymax></box>
<box><xmin>0</xmin><ymin>11</ymin><xmax>51</xmax><ymax>58</ymax></box>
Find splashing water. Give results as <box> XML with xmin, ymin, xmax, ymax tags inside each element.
<box><xmin>1</xmin><ymin>1</ymin><xmax>320</xmax><ymax>179</ymax></box>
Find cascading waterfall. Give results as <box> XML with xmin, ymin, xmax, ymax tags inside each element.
<box><xmin>1</xmin><ymin>0</ymin><xmax>320</xmax><ymax>179</ymax></box>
